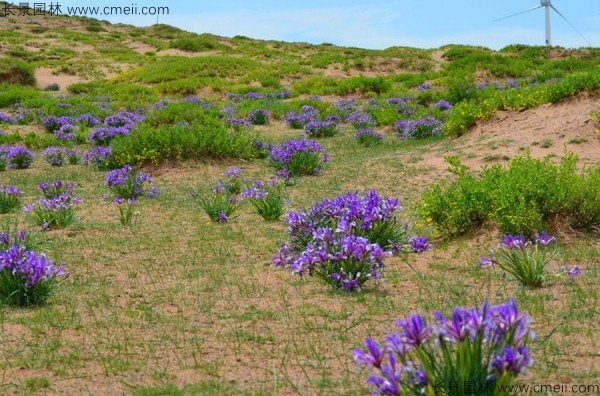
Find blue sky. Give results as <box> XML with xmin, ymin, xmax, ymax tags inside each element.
<box><xmin>58</xmin><ymin>0</ymin><xmax>600</xmax><ymax>49</ymax></box>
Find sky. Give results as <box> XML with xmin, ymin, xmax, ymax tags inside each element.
<box><xmin>55</xmin><ymin>0</ymin><xmax>600</xmax><ymax>50</ymax></box>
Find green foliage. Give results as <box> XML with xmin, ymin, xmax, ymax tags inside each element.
<box><xmin>192</xmin><ymin>189</ymin><xmax>239</xmax><ymax>223</ymax></box>
<box><xmin>109</xmin><ymin>121</ymin><xmax>258</xmax><ymax>166</ymax></box>
<box><xmin>0</xmin><ymin>58</ymin><xmax>36</xmax><ymax>86</ymax></box>
<box><xmin>170</xmin><ymin>37</ymin><xmax>224</xmax><ymax>52</ymax></box>
<box><xmin>419</xmin><ymin>153</ymin><xmax>600</xmax><ymax>236</ymax></box>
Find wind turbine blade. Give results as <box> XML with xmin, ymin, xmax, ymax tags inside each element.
<box><xmin>550</xmin><ymin>4</ymin><xmax>591</xmax><ymax>45</ymax></box>
<box><xmin>494</xmin><ymin>5</ymin><xmax>543</xmax><ymax>22</ymax></box>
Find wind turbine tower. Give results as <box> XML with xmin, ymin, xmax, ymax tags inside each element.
<box><xmin>496</xmin><ymin>0</ymin><xmax>589</xmax><ymax>47</ymax></box>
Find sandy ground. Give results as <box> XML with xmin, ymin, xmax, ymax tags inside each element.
<box><xmin>414</xmin><ymin>94</ymin><xmax>600</xmax><ymax>175</ymax></box>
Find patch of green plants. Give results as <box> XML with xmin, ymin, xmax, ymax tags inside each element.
<box><xmin>0</xmin><ymin>58</ymin><xmax>36</xmax><ymax>86</ymax></box>
<box><xmin>418</xmin><ymin>152</ymin><xmax>600</xmax><ymax>236</ymax></box>
<box><xmin>109</xmin><ymin>119</ymin><xmax>259</xmax><ymax>166</ymax></box>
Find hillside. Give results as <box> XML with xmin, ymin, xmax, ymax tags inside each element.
<box><xmin>0</xmin><ymin>6</ymin><xmax>599</xmax><ymax>396</ymax></box>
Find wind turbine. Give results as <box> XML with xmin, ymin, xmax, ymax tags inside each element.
<box><xmin>496</xmin><ymin>0</ymin><xmax>589</xmax><ymax>46</ymax></box>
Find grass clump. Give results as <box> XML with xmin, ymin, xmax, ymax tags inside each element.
<box><xmin>418</xmin><ymin>152</ymin><xmax>600</xmax><ymax>236</ymax></box>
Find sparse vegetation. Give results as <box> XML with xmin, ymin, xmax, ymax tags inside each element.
<box><xmin>0</xmin><ymin>10</ymin><xmax>597</xmax><ymax>396</ymax></box>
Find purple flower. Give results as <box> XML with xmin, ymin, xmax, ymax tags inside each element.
<box><xmin>534</xmin><ymin>231</ymin><xmax>556</xmax><ymax>246</ymax></box>
<box><xmin>492</xmin><ymin>346</ymin><xmax>533</xmax><ymax>376</ymax></box>
<box><xmin>501</xmin><ymin>234</ymin><xmax>531</xmax><ymax>250</ymax></box>
<box><xmin>6</xmin><ymin>146</ymin><xmax>34</xmax><ymax>169</ymax></box>
<box><xmin>561</xmin><ymin>265</ymin><xmax>581</xmax><ymax>281</ymax></box>
<box><xmin>247</xmin><ymin>109</ymin><xmax>270</xmax><ymax>125</ymax></box>
<box><xmin>353</xmin><ymin>337</ymin><xmax>386</xmax><ymax>369</ymax></box>
<box><xmin>395</xmin><ymin>314</ymin><xmax>433</xmax><ymax>347</ymax></box>
<box><xmin>87</xmin><ymin>126</ymin><xmax>130</xmax><ymax>145</ymax></box>
<box><xmin>396</xmin><ymin>117</ymin><xmax>443</xmax><ymax>139</ymax></box>
<box><xmin>347</xmin><ymin>112</ymin><xmax>375</xmax><ymax>129</ymax></box>
<box><xmin>479</xmin><ymin>255</ymin><xmax>494</xmax><ymax>269</ymax></box>
<box><xmin>83</xmin><ymin>146</ymin><xmax>111</xmax><ymax>169</ymax></box>
<box><xmin>303</xmin><ymin>120</ymin><xmax>337</xmax><ymax>137</ymax></box>
<box><xmin>408</xmin><ymin>236</ymin><xmax>431</xmax><ymax>253</ymax></box>
<box><xmin>217</xmin><ymin>211</ymin><xmax>229</xmax><ymax>223</ymax></box>
<box><xmin>431</xmin><ymin>99</ymin><xmax>453</xmax><ymax>111</ymax></box>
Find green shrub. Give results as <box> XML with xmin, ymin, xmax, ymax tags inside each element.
<box><xmin>418</xmin><ymin>153</ymin><xmax>600</xmax><ymax>237</ymax></box>
<box><xmin>109</xmin><ymin>120</ymin><xmax>258</xmax><ymax>166</ymax></box>
<box><xmin>170</xmin><ymin>37</ymin><xmax>223</xmax><ymax>52</ymax></box>
<box><xmin>0</xmin><ymin>58</ymin><xmax>36</xmax><ymax>86</ymax></box>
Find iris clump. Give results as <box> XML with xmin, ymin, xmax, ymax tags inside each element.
<box><xmin>274</xmin><ymin>190</ymin><xmax>426</xmax><ymax>291</ymax></box>
<box><xmin>396</xmin><ymin>116</ymin><xmax>444</xmax><ymax>139</ymax></box>
<box><xmin>333</xmin><ymin>98</ymin><xmax>357</xmax><ymax>120</ymax></box>
<box><xmin>87</xmin><ymin>126</ymin><xmax>130</xmax><ymax>146</ymax></box>
<box><xmin>24</xmin><ymin>181</ymin><xmax>80</xmax><ymax>229</ymax></box>
<box><xmin>5</xmin><ymin>145</ymin><xmax>34</xmax><ymax>169</ymax></box>
<box><xmin>83</xmin><ymin>146</ymin><xmax>111</xmax><ymax>170</ymax></box>
<box><xmin>226</xmin><ymin>117</ymin><xmax>251</xmax><ymax>131</ymax></box>
<box><xmin>304</xmin><ymin>120</ymin><xmax>338</xmax><ymax>138</ymax></box>
<box><xmin>106</xmin><ymin>164</ymin><xmax>159</xmax><ymax>200</ymax></box>
<box><xmin>354</xmin><ymin>298</ymin><xmax>535</xmax><ymax>395</ymax></box>
<box><xmin>43</xmin><ymin>146</ymin><xmax>68</xmax><ymax>167</ymax></box>
<box><xmin>192</xmin><ymin>181</ymin><xmax>240</xmax><ymax>224</ymax></box>
<box><xmin>106</xmin><ymin>165</ymin><xmax>158</xmax><ymax>226</ymax></box>
<box><xmin>0</xmin><ymin>232</ymin><xmax>67</xmax><ymax>306</ymax></box>
<box><xmin>77</xmin><ymin>113</ymin><xmax>100</xmax><ymax>127</ymax></box>
<box><xmin>0</xmin><ymin>146</ymin><xmax>8</xmax><ymax>171</ymax></box>
<box><xmin>247</xmin><ymin>108</ymin><xmax>270</xmax><ymax>125</ymax></box>
<box><xmin>269</xmin><ymin>139</ymin><xmax>329</xmax><ymax>177</ymax></box>
<box><xmin>355</xmin><ymin>128</ymin><xmax>384</xmax><ymax>146</ymax></box>
<box><xmin>432</xmin><ymin>99</ymin><xmax>453</xmax><ymax>111</ymax></box>
<box><xmin>220</xmin><ymin>167</ymin><xmax>245</xmax><ymax>195</ymax></box>
<box><xmin>285</xmin><ymin>105</ymin><xmax>319</xmax><ymax>129</ymax></box>
<box><xmin>42</xmin><ymin>115</ymin><xmax>73</xmax><ymax>133</ymax></box>
<box><xmin>480</xmin><ymin>232</ymin><xmax>581</xmax><ymax>287</ymax></box>
<box><xmin>87</xmin><ymin>111</ymin><xmax>144</xmax><ymax>146</ymax></box>
<box><xmin>113</xmin><ymin>196</ymin><xmax>140</xmax><ymax>226</ymax></box>
<box><xmin>0</xmin><ymin>185</ymin><xmax>22</xmax><ymax>213</ymax></box>
<box><xmin>241</xmin><ymin>177</ymin><xmax>288</xmax><ymax>221</ymax></box>
<box><xmin>347</xmin><ymin>111</ymin><xmax>375</xmax><ymax>129</ymax></box>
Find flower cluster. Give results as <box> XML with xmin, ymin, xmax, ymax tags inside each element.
<box><xmin>354</xmin><ymin>298</ymin><xmax>535</xmax><ymax>395</ymax></box>
<box><xmin>0</xmin><ymin>239</ymin><xmax>67</xmax><ymax>306</ymax></box>
<box><xmin>87</xmin><ymin>111</ymin><xmax>143</xmax><ymax>146</ymax></box>
<box><xmin>0</xmin><ymin>112</ymin><xmax>16</xmax><ymax>124</ymax></box>
<box><xmin>77</xmin><ymin>114</ymin><xmax>101</xmax><ymax>127</ymax></box>
<box><xmin>225</xmin><ymin>117</ymin><xmax>251</xmax><ymax>130</ymax></box>
<box><xmin>304</xmin><ymin>120</ymin><xmax>338</xmax><ymax>138</ymax></box>
<box><xmin>83</xmin><ymin>146</ymin><xmax>111</xmax><ymax>170</ymax></box>
<box><xmin>285</xmin><ymin>106</ymin><xmax>320</xmax><ymax>129</ymax></box>
<box><xmin>279</xmin><ymin>190</ymin><xmax>407</xmax><ymax>253</ymax></box>
<box><xmin>3</xmin><ymin>145</ymin><xmax>34</xmax><ymax>169</ymax></box>
<box><xmin>480</xmin><ymin>232</ymin><xmax>581</xmax><ymax>287</ymax></box>
<box><xmin>247</xmin><ymin>108</ymin><xmax>270</xmax><ymax>125</ymax></box>
<box><xmin>241</xmin><ymin>177</ymin><xmax>288</xmax><ymax>221</ymax></box>
<box><xmin>106</xmin><ymin>164</ymin><xmax>158</xmax><ymax>200</ymax></box>
<box><xmin>0</xmin><ymin>185</ymin><xmax>22</xmax><ymax>214</ymax></box>
<box><xmin>87</xmin><ymin>126</ymin><xmax>130</xmax><ymax>145</ymax></box>
<box><xmin>269</xmin><ymin>139</ymin><xmax>329</xmax><ymax>177</ymax></box>
<box><xmin>333</xmin><ymin>99</ymin><xmax>357</xmax><ymax>120</ymax></box>
<box><xmin>192</xmin><ymin>182</ymin><xmax>240</xmax><ymax>224</ymax></box>
<box><xmin>355</xmin><ymin>128</ymin><xmax>384</xmax><ymax>146</ymax></box>
<box><xmin>43</xmin><ymin>146</ymin><xmax>70</xmax><ymax>167</ymax></box>
<box><xmin>395</xmin><ymin>116</ymin><xmax>444</xmax><ymax>139</ymax></box>
<box><xmin>432</xmin><ymin>99</ymin><xmax>453</xmax><ymax>111</ymax></box>
<box><xmin>274</xmin><ymin>190</ymin><xmax>426</xmax><ymax>290</ymax></box>
<box><xmin>24</xmin><ymin>181</ymin><xmax>80</xmax><ymax>229</ymax></box>
<box><xmin>42</xmin><ymin>115</ymin><xmax>73</xmax><ymax>133</ymax></box>
<box><xmin>347</xmin><ymin>111</ymin><xmax>375</xmax><ymax>129</ymax></box>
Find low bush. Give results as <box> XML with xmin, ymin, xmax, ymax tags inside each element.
<box><xmin>418</xmin><ymin>153</ymin><xmax>600</xmax><ymax>236</ymax></box>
